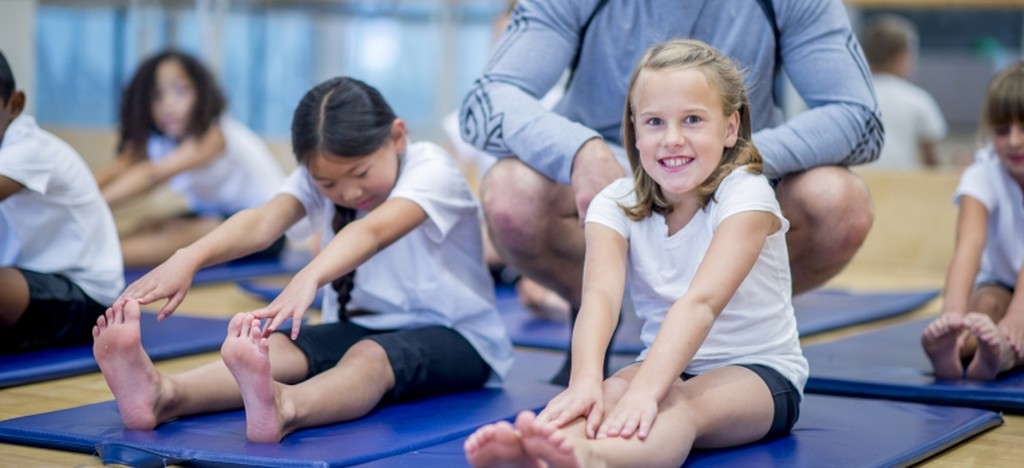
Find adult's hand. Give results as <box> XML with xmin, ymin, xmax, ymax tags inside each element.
<box><xmin>570</xmin><ymin>138</ymin><xmax>626</xmax><ymax>223</ymax></box>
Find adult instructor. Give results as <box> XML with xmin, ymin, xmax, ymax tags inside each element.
<box><xmin>459</xmin><ymin>0</ymin><xmax>883</xmax><ymax>385</ymax></box>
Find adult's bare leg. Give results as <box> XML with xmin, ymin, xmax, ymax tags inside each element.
<box><xmin>776</xmin><ymin>166</ymin><xmax>873</xmax><ymax>294</ymax></box>
<box><xmin>480</xmin><ymin>159</ymin><xmax>609</xmax><ymax>385</ymax></box>
<box><xmin>480</xmin><ymin>159</ymin><xmax>585</xmax><ymax>308</ymax></box>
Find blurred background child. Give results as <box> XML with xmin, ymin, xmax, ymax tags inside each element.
<box><xmin>862</xmin><ymin>14</ymin><xmax>948</xmax><ymax>170</ymax></box>
<box><xmin>94</xmin><ymin>50</ymin><xmax>285</xmax><ymax>268</ymax></box>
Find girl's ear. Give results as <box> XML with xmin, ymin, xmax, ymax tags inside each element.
<box><xmin>724</xmin><ymin>110</ymin><xmax>739</xmax><ymax>148</ymax></box>
<box><xmin>391</xmin><ymin>118</ymin><xmax>407</xmax><ymax>154</ymax></box>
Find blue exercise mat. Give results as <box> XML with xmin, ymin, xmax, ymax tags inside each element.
<box><xmin>0</xmin><ymin>313</ymin><xmax>228</xmax><ymax>388</ymax></box>
<box><xmin>125</xmin><ymin>249</ymin><xmax>311</xmax><ymax>285</ymax></box>
<box><xmin>354</xmin><ymin>394</ymin><xmax>1000</xmax><ymax>468</ymax></box>
<box><xmin>793</xmin><ymin>288</ymin><xmax>938</xmax><ymax>336</ymax></box>
<box><xmin>0</xmin><ymin>350</ymin><xmax>610</xmax><ymax>467</ymax></box>
<box><xmin>805</xmin><ymin>316</ymin><xmax>1024</xmax><ymax>413</ymax></box>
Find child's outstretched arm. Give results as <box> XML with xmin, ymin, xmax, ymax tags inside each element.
<box><xmin>256</xmin><ymin>197</ymin><xmax>428</xmax><ymax>338</ymax></box>
<box><xmin>94</xmin><ymin>151</ymin><xmax>135</xmax><ymax>188</ymax></box>
<box><xmin>0</xmin><ymin>175</ymin><xmax>23</xmax><ymax>201</ymax></box>
<box><xmin>100</xmin><ymin>125</ymin><xmax>226</xmax><ymax>206</ymax></box>
<box><xmin>940</xmin><ymin>196</ymin><xmax>988</xmax><ymax>316</ymax></box>
<box><xmin>121</xmin><ymin>193</ymin><xmax>303</xmax><ymax>319</ymax></box>
<box><xmin>598</xmin><ymin>210</ymin><xmax>780</xmax><ymax>441</ymax></box>
<box><xmin>538</xmin><ymin>223</ymin><xmax>627</xmax><ymax>438</ymax></box>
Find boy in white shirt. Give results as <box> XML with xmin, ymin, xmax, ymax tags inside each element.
<box><xmin>0</xmin><ymin>50</ymin><xmax>124</xmax><ymax>352</ymax></box>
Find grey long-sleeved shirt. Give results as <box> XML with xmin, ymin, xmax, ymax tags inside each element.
<box><xmin>459</xmin><ymin>0</ymin><xmax>883</xmax><ymax>183</ymax></box>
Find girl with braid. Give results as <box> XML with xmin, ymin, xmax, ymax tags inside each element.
<box><xmin>93</xmin><ymin>77</ymin><xmax>512</xmax><ymax>443</ymax></box>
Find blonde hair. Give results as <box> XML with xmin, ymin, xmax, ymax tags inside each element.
<box><xmin>621</xmin><ymin>39</ymin><xmax>763</xmax><ymax>221</ymax></box>
<box><xmin>981</xmin><ymin>61</ymin><xmax>1024</xmax><ymax>134</ymax></box>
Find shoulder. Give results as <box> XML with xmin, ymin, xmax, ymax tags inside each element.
<box><xmin>718</xmin><ymin>166</ymin><xmax>773</xmax><ymax>194</ymax></box>
<box><xmin>0</xmin><ymin>114</ymin><xmax>41</xmax><ymax>150</ymax></box>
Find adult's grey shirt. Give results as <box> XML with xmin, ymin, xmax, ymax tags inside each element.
<box><xmin>459</xmin><ymin>0</ymin><xmax>883</xmax><ymax>184</ymax></box>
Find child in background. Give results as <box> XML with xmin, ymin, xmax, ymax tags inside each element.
<box><xmin>95</xmin><ymin>50</ymin><xmax>285</xmax><ymax>267</ymax></box>
<box><xmin>862</xmin><ymin>14</ymin><xmax>947</xmax><ymax>170</ymax></box>
<box><xmin>922</xmin><ymin>61</ymin><xmax>1024</xmax><ymax>381</ymax></box>
<box><xmin>0</xmin><ymin>49</ymin><xmax>124</xmax><ymax>352</ymax></box>
<box><xmin>93</xmin><ymin>76</ymin><xmax>513</xmax><ymax>443</ymax></box>
<box><xmin>464</xmin><ymin>39</ymin><xmax>806</xmax><ymax>467</ymax></box>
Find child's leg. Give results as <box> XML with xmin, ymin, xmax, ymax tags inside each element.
<box><xmin>93</xmin><ymin>300</ymin><xmax>309</xmax><ymax>430</ymax></box>
<box><xmin>964</xmin><ymin>311</ymin><xmax>1023</xmax><ymax>380</ymax></box>
<box><xmin>0</xmin><ymin>267</ymin><xmax>31</xmax><ymax>328</ymax></box>
<box><xmin>121</xmin><ymin>216</ymin><xmax>221</xmax><ymax>268</ymax></box>
<box><xmin>226</xmin><ymin>325</ymin><xmax>491</xmax><ymax>443</ymax></box>
<box><xmin>465</xmin><ymin>366</ymin><xmax>633</xmax><ymax>467</ymax></box>
<box><xmin>923</xmin><ymin>284</ymin><xmax>1012</xmax><ymax>379</ymax></box>
<box><xmin>473</xmin><ymin>365</ymin><xmax>783</xmax><ymax>468</ymax></box>
<box><xmin>960</xmin><ymin>284</ymin><xmax>1014</xmax><ymax>357</ymax></box>
<box><xmin>922</xmin><ymin>314</ymin><xmax>967</xmax><ymax>380</ymax></box>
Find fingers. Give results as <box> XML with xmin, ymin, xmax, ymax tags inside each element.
<box><xmin>584</xmin><ymin>402</ymin><xmax>604</xmax><ymax>439</ymax></box>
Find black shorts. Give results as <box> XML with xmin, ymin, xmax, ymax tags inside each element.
<box><xmin>285</xmin><ymin>319</ymin><xmax>492</xmax><ymax>403</ymax></box>
<box><xmin>0</xmin><ymin>269</ymin><xmax>108</xmax><ymax>353</ymax></box>
<box><xmin>683</xmin><ymin>363</ymin><xmax>801</xmax><ymax>440</ymax></box>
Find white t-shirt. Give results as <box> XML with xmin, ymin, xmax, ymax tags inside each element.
<box><xmin>280</xmin><ymin>141</ymin><xmax>513</xmax><ymax>384</ymax></box>
<box><xmin>587</xmin><ymin>168</ymin><xmax>808</xmax><ymax>392</ymax></box>
<box><xmin>955</xmin><ymin>146</ymin><xmax>1024</xmax><ymax>287</ymax></box>
<box><xmin>147</xmin><ymin>115</ymin><xmax>284</xmax><ymax>214</ymax></box>
<box><xmin>871</xmin><ymin>73</ymin><xmax>947</xmax><ymax>170</ymax></box>
<box><xmin>0</xmin><ymin>114</ymin><xmax>124</xmax><ymax>304</ymax></box>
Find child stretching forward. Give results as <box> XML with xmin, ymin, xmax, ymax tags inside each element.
<box><xmin>95</xmin><ymin>50</ymin><xmax>284</xmax><ymax>267</ymax></box>
<box><xmin>923</xmin><ymin>61</ymin><xmax>1024</xmax><ymax>380</ymax></box>
<box><xmin>0</xmin><ymin>50</ymin><xmax>124</xmax><ymax>352</ymax></box>
<box><xmin>465</xmin><ymin>39</ymin><xmax>807</xmax><ymax>467</ymax></box>
<box><xmin>93</xmin><ymin>77</ymin><xmax>512</xmax><ymax>443</ymax></box>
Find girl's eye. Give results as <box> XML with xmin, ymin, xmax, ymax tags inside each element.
<box><xmin>320</xmin><ymin>182</ymin><xmax>335</xmax><ymax>189</ymax></box>
<box><xmin>645</xmin><ymin>117</ymin><xmax>663</xmax><ymax>126</ymax></box>
<box><xmin>994</xmin><ymin>125</ymin><xmax>1011</xmax><ymax>136</ymax></box>
<box><xmin>355</xmin><ymin>170</ymin><xmax>370</xmax><ymax>179</ymax></box>
<box><xmin>684</xmin><ymin>115</ymin><xmax>701</xmax><ymax>124</ymax></box>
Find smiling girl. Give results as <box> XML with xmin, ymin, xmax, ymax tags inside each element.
<box><xmin>93</xmin><ymin>76</ymin><xmax>512</xmax><ymax>443</ymax></box>
<box><xmin>465</xmin><ymin>39</ymin><xmax>807</xmax><ymax>467</ymax></box>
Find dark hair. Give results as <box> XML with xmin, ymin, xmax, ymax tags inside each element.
<box><xmin>291</xmin><ymin>76</ymin><xmax>397</xmax><ymax>165</ymax></box>
<box><xmin>291</xmin><ymin>77</ymin><xmax>397</xmax><ymax>315</ymax></box>
<box><xmin>0</xmin><ymin>50</ymin><xmax>14</xmax><ymax>105</ymax></box>
<box><xmin>117</xmin><ymin>50</ymin><xmax>226</xmax><ymax>159</ymax></box>
<box><xmin>981</xmin><ymin>61</ymin><xmax>1024</xmax><ymax>133</ymax></box>
<box><xmin>621</xmin><ymin>39</ymin><xmax>762</xmax><ymax>220</ymax></box>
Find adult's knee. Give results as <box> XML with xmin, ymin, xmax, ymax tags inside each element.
<box><xmin>783</xmin><ymin>167</ymin><xmax>874</xmax><ymax>254</ymax></box>
<box><xmin>479</xmin><ymin>161</ymin><xmax>553</xmax><ymax>256</ymax></box>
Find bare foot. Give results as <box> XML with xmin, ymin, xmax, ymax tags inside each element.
<box><xmin>221</xmin><ymin>313</ymin><xmax>285</xmax><ymax>443</ymax></box>
<box><xmin>517</xmin><ymin>279</ymin><xmax>570</xmax><ymax>322</ymax></box>
<box><xmin>922</xmin><ymin>314</ymin><xmax>966</xmax><ymax>380</ymax></box>
<box><xmin>964</xmin><ymin>313</ymin><xmax>1017</xmax><ymax>380</ymax></box>
<box><xmin>92</xmin><ymin>299</ymin><xmax>164</xmax><ymax>430</ymax></box>
<box><xmin>464</xmin><ymin>420</ymin><xmax>540</xmax><ymax>468</ymax></box>
<box><xmin>518</xmin><ymin>411</ymin><xmax>582</xmax><ymax>468</ymax></box>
